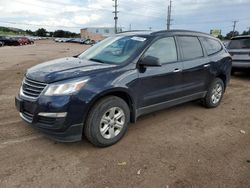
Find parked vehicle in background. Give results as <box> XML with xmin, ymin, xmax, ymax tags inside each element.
<box><xmin>16</xmin><ymin>37</ymin><xmax>34</xmax><ymax>45</ymax></box>
<box><xmin>54</xmin><ymin>38</ymin><xmax>94</xmax><ymax>44</ymax></box>
<box><xmin>67</xmin><ymin>38</ymin><xmax>86</xmax><ymax>44</ymax></box>
<box><xmin>54</xmin><ymin>38</ymin><xmax>63</xmax><ymax>42</ymax></box>
<box><xmin>27</xmin><ymin>37</ymin><xmax>35</xmax><ymax>44</ymax></box>
<box><xmin>0</xmin><ymin>41</ymin><xmax>3</xmax><ymax>47</ymax></box>
<box><xmin>0</xmin><ymin>36</ymin><xmax>19</xmax><ymax>46</ymax></box>
<box><xmin>227</xmin><ymin>35</ymin><xmax>250</xmax><ymax>73</ymax></box>
<box><xmin>15</xmin><ymin>30</ymin><xmax>232</xmax><ymax>147</ymax></box>
<box><xmin>54</xmin><ymin>38</ymin><xmax>71</xmax><ymax>42</ymax></box>
<box><xmin>83</xmin><ymin>39</ymin><xmax>95</xmax><ymax>45</ymax></box>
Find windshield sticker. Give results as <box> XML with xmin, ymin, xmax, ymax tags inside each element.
<box><xmin>131</xmin><ymin>36</ymin><xmax>147</xmax><ymax>42</ymax></box>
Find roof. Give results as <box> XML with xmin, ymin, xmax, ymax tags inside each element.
<box><xmin>231</xmin><ymin>35</ymin><xmax>250</xmax><ymax>39</ymax></box>
<box><xmin>117</xmin><ymin>29</ymin><xmax>212</xmax><ymax>38</ymax></box>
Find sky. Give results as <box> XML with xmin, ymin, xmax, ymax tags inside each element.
<box><xmin>0</xmin><ymin>0</ymin><xmax>249</xmax><ymax>35</ymax></box>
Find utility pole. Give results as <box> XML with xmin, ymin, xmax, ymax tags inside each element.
<box><xmin>167</xmin><ymin>0</ymin><xmax>172</xmax><ymax>30</ymax></box>
<box><xmin>232</xmin><ymin>20</ymin><xmax>238</xmax><ymax>37</ymax></box>
<box><xmin>113</xmin><ymin>0</ymin><xmax>119</xmax><ymax>34</ymax></box>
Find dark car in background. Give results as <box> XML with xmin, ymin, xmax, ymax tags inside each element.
<box><xmin>0</xmin><ymin>36</ymin><xmax>19</xmax><ymax>46</ymax></box>
<box><xmin>227</xmin><ymin>35</ymin><xmax>250</xmax><ymax>73</ymax></box>
<box><xmin>15</xmin><ymin>30</ymin><xmax>232</xmax><ymax>147</ymax></box>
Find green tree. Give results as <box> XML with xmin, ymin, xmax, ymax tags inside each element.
<box><xmin>26</xmin><ymin>29</ymin><xmax>34</xmax><ymax>36</ymax></box>
<box><xmin>36</xmin><ymin>28</ymin><xmax>47</xmax><ymax>37</ymax></box>
<box><xmin>53</xmin><ymin>30</ymin><xmax>80</xmax><ymax>38</ymax></box>
<box><xmin>242</xmin><ymin>30</ymin><xmax>250</xmax><ymax>35</ymax></box>
<box><xmin>225</xmin><ymin>31</ymin><xmax>239</xmax><ymax>39</ymax></box>
<box><xmin>217</xmin><ymin>35</ymin><xmax>224</xmax><ymax>40</ymax></box>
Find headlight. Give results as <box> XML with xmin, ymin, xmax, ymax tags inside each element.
<box><xmin>44</xmin><ymin>79</ymin><xmax>88</xmax><ymax>96</ymax></box>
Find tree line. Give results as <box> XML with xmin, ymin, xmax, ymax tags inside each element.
<box><xmin>26</xmin><ymin>28</ymin><xmax>80</xmax><ymax>38</ymax></box>
<box><xmin>217</xmin><ymin>29</ymin><xmax>250</xmax><ymax>40</ymax></box>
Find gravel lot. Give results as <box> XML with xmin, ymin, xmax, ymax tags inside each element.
<box><xmin>0</xmin><ymin>40</ymin><xmax>249</xmax><ymax>188</ymax></box>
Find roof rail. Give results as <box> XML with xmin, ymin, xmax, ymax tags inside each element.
<box><xmin>117</xmin><ymin>30</ymin><xmax>151</xmax><ymax>34</ymax></box>
<box><xmin>152</xmin><ymin>29</ymin><xmax>210</xmax><ymax>36</ymax></box>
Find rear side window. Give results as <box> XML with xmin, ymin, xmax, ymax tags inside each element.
<box><xmin>143</xmin><ymin>37</ymin><xmax>177</xmax><ymax>64</ymax></box>
<box><xmin>178</xmin><ymin>36</ymin><xmax>203</xmax><ymax>60</ymax></box>
<box><xmin>227</xmin><ymin>38</ymin><xmax>250</xmax><ymax>49</ymax></box>
<box><xmin>200</xmin><ymin>37</ymin><xmax>222</xmax><ymax>55</ymax></box>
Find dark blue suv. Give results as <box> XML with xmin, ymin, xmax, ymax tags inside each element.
<box><xmin>15</xmin><ymin>30</ymin><xmax>232</xmax><ymax>147</ymax></box>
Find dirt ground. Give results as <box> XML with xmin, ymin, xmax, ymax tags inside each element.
<box><xmin>0</xmin><ymin>40</ymin><xmax>249</xmax><ymax>188</ymax></box>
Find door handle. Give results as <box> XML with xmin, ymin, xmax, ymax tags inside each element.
<box><xmin>173</xmin><ymin>68</ymin><xmax>182</xmax><ymax>73</ymax></box>
<box><xmin>204</xmin><ymin>64</ymin><xmax>210</xmax><ymax>68</ymax></box>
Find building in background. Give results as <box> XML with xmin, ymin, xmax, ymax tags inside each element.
<box><xmin>80</xmin><ymin>27</ymin><xmax>122</xmax><ymax>41</ymax></box>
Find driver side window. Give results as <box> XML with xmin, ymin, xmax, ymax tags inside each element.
<box><xmin>144</xmin><ymin>37</ymin><xmax>177</xmax><ymax>64</ymax></box>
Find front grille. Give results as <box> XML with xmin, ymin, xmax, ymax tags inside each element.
<box><xmin>21</xmin><ymin>77</ymin><xmax>47</xmax><ymax>98</ymax></box>
<box><xmin>21</xmin><ymin>111</ymin><xmax>34</xmax><ymax>123</ymax></box>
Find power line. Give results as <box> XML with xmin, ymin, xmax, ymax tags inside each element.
<box><xmin>172</xmin><ymin>17</ymin><xmax>250</xmax><ymax>26</ymax></box>
<box><xmin>14</xmin><ymin>0</ymin><xmax>164</xmax><ymax>19</ymax></box>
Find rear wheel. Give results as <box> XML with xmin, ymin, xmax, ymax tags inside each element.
<box><xmin>202</xmin><ymin>78</ymin><xmax>224</xmax><ymax>108</ymax></box>
<box><xmin>84</xmin><ymin>96</ymin><xmax>130</xmax><ymax>147</ymax></box>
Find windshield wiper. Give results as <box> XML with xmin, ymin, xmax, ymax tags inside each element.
<box><xmin>89</xmin><ymin>58</ymin><xmax>106</xmax><ymax>64</ymax></box>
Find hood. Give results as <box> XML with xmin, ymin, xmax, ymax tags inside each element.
<box><xmin>26</xmin><ymin>57</ymin><xmax>116</xmax><ymax>83</ymax></box>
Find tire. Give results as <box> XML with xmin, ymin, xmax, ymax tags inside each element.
<box><xmin>202</xmin><ymin>78</ymin><xmax>224</xmax><ymax>108</ymax></box>
<box><xmin>84</xmin><ymin>96</ymin><xmax>130</xmax><ymax>147</ymax></box>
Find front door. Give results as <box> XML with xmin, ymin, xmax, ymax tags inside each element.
<box><xmin>138</xmin><ymin>36</ymin><xmax>184</xmax><ymax>109</ymax></box>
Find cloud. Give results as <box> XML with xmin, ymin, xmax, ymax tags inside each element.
<box><xmin>0</xmin><ymin>0</ymin><xmax>249</xmax><ymax>34</ymax></box>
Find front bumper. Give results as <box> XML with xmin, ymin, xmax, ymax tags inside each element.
<box><xmin>232</xmin><ymin>60</ymin><xmax>250</xmax><ymax>68</ymax></box>
<box><xmin>15</xmin><ymin>94</ymin><xmax>88</xmax><ymax>142</ymax></box>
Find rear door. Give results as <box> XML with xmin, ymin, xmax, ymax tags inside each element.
<box><xmin>177</xmin><ymin>36</ymin><xmax>209</xmax><ymax>96</ymax></box>
<box><xmin>138</xmin><ymin>36</ymin><xmax>183</xmax><ymax>108</ymax></box>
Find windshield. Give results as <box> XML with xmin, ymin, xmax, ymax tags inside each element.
<box><xmin>78</xmin><ymin>36</ymin><xmax>147</xmax><ymax>64</ymax></box>
<box><xmin>228</xmin><ymin>38</ymin><xmax>250</xmax><ymax>49</ymax></box>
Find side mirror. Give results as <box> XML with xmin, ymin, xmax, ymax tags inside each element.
<box><xmin>139</xmin><ymin>55</ymin><xmax>161</xmax><ymax>67</ymax></box>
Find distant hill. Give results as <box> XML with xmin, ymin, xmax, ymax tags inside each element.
<box><xmin>5</xmin><ymin>27</ymin><xmax>25</xmax><ymax>32</ymax></box>
<box><xmin>0</xmin><ymin>26</ymin><xmax>26</xmax><ymax>36</ymax></box>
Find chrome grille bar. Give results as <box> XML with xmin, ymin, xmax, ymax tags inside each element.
<box><xmin>21</xmin><ymin>77</ymin><xmax>47</xmax><ymax>99</ymax></box>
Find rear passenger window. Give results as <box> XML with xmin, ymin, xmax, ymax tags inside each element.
<box><xmin>200</xmin><ymin>37</ymin><xmax>222</xmax><ymax>55</ymax></box>
<box><xmin>143</xmin><ymin>37</ymin><xmax>177</xmax><ymax>64</ymax></box>
<box><xmin>178</xmin><ymin>36</ymin><xmax>203</xmax><ymax>60</ymax></box>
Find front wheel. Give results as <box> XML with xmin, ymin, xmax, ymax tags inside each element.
<box><xmin>84</xmin><ymin>96</ymin><xmax>130</xmax><ymax>147</ymax></box>
<box><xmin>202</xmin><ymin>78</ymin><xmax>224</xmax><ymax>108</ymax></box>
